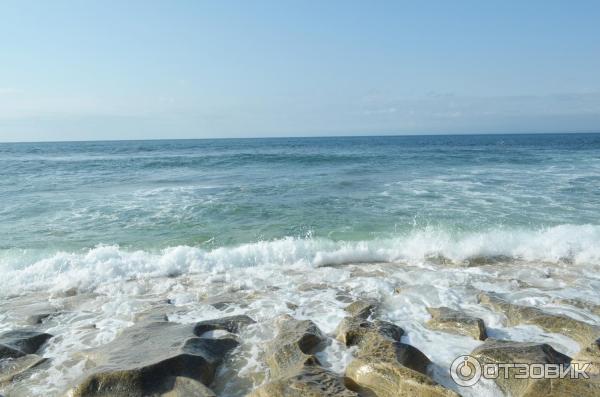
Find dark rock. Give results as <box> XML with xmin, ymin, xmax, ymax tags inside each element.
<box><xmin>70</xmin><ymin>316</ymin><xmax>254</xmax><ymax>397</ymax></box>
<box><xmin>472</xmin><ymin>339</ymin><xmax>571</xmax><ymax>397</ymax></box>
<box><xmin>193</xmin><ymin>314</ymin><xmax>256</xmax><ymax>335</ymax></box>
<box><xmin>335</xmin><ymin>291</ymin><xmax>354</xmax><ymax>303</ymax></box>
<box><xmin>0</xmin><ymin>330</ymin><xmax>53</xmax><ymax>359</ymax></box>
<box><xmin>426</xmin><ymin>307</ymin><xmax>487</xmax><ymax>340</ymax></box>
<box><xmin>464</xmin><ymin>255</ymin><xmax>511</xmax><ymax>266</ymax></box>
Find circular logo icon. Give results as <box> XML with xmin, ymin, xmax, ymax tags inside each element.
<box><xmin>450</xmin><ymin>355</ymin><xmax>482</xmax><ymax>387</ymax></box>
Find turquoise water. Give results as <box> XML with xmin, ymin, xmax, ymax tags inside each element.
<box><xmin>1</xmin><ymin>133</ymin><xmax>600</xmax><ymax>294</ymax></box>
<box><xmin>3</xmin><ymin>134</ymin><xmax>600</xmax><ymax>248</ymax></box>
<box><xmin>2</xmin><ymin>134</ymin><xmax>600</xmax><ymax>397</ymax></box>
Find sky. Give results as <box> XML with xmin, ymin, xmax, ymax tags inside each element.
<box><xmin>1</xmin><ymin>0</ymin><xmax>599</xmax><ymax>142</ymax></box>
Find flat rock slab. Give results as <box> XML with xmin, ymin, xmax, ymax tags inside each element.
<box><xmin>478</xmin><ymin>293</ymin><xmax>600</xmax><ymax>346</ymax></box>
<box><xmin>0</xmin><ymin>330</ymin><xmax>53</xmax><ymax>359</ymax></box>
<box><xmin>70</xmin><ymin>315</ymin><xmax>255</xmax><ymax>397</ymax></box>
<box><xmin>426</xmin><ymin>307</ymin><xmax>487</xmax><ymax>340</ymax></box>
<box><xmin>0</xmin><ymin>354</ymin><xmax>47</xmax><ymax>386</ymax></box>
<box><xmin>472</xmin><ymin>339</ymin><xmax>571</xmax><ymax>397</ymax></box>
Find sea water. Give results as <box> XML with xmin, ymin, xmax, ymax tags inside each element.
<box><xmin>1</xmin><ymin>133</ymin><xmax>600</xmax><ymax>396</ymax></box>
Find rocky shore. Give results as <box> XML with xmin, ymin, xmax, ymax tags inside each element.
<box><xmin>1</xmin><ymin>260</ymin><xmax>600</xmax><ymax>396</ymax></box>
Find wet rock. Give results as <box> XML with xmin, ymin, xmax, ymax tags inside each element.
<box><xmin>70</xmin><ymin>315</ymin><xmax>254</xmax><ymax>397</ymax></box>
<box><xmin>426</xmin><ymin>307</ymin><xmax>487</xmax><ymax>340</ymax></box>
<box><xmin>251</xmin><ymin>315</ymin><xmax>357</xmax><ymax>397</ymax></box>
<box><xmin>297</xmin><ymin>283</ymin><xmax>330</xmax><ymax>292</ymax></box>
<box><xmin>0</xmin><ymin>296</ymin><xmax>63</xmax><ymax>327</ymax></box>
<box><xmin>336</xmin><ymin>316</ymin><xmax>403</xmax><ymax>347</ymax></box>
<box><xmin>161</xmin><ymin>377</ymin><xmax>217</xmax><ymax>397</ymax></box>
<box><xmin>0</xmin><ymin>354</ymin><xmax>47</xmax><ymax>385</ymax></box>
<box><xmin>522</xmin><ymin>375</ymin><xmax>600</xmax><ymax>397</ymax></box>
<box><xmin>425</xmin><ymin>254</ymin><xmax>453</xmax><ymax>266</ymax></box>
<box><xmin>344</xmin><ymin>300</ymin><xmax>378</xmax><ymax>319</ymax></box>
<box><xmin>349</xmin><ymin>268</ymin><xmax>387</xmax><ymax>278</ymax></box>
<box><xmin>340</xmin><ymin>317</ymin><xmax>428</xmax><ymax>373</ymax></box>
<box><xmin>572</xmin><ymin>337</ymin><xmax>600</xmax><ymax>375</ymax></box>
<box><xmin>25</xmin><ymin>312</ymin><xmax>62</xmax><ymax>325</ymax></box>
<box><xmin>202</xmin><ymin>291</ymin><xmax>255</xmax><ymax>311</ymax></box>
<box><xmin>478</xmin><ymin>293</ymin><xmax>600</xmax><ymax>346</ymax></box>
<box><xmin>471</xmin><ymin>339</ymin><xmax>571</xmax><ymax>397</ymax></box>
<box><xmin>338</xmin><ymin>316</ymin><xmax>458</xmax><ymax>397</ymax></box>
<box><xmin>335</xmin><ymin>291</ymin><xmax>355</xmax><ymax>303</ymax></box>
<box><xmin>464</xmin><ymin>255</ymin><xmax>511</xmax><ymax>266</ymax></box>
<box><xmin>194</xmin><ymin>314</ymin><xmax>256</xmax><ymax>335</ymax></box>
<box><xmin>346</xmin><ymin>358</ymin><xmax>458</xmax><ymax>397</ymax></box>
<box><xmin>0</xmin><ymin>330</ymin><xmax>53</xmax><ymax>359</ymax></box>
<box><xmin>250</xmin><ymin>366</ymin><xmax>358</xmax><ymax>397</ymax></box>
<box><xmin>264</xmin><ymin>315</ymin><xmax>326</xmax><ymax>378</ymax></box>
<box><xmin>552</xmin><ymin>298</ymin><xmax>600</xmax><ymax>317</ymax></box>
<box><xmin>133</xmin><ymin>303</ymin><xmax>173</xmax><ymax>323</ymax></box>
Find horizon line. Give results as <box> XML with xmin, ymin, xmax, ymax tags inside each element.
<box><xmin>1</xmin><ymin>130</ymin><xmax>600</xmax><ymax>144</ymax></box>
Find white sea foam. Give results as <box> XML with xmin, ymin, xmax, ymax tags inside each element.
<box><xmin>1</xmin><ymin>227</ymin><xmax>599</xmax><ymax>396</ymax></box>
<box><xmin>1</xmin><ymin>224</ymin><xmax>600</xmax><ymax>296</ymax></box>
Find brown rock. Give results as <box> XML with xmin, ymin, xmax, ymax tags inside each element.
<box><xmin>478</xmin><ymin>293</ymin><xmax>600</xmax><ymax>346</ymax></box>
<box><xmin>572</xmin><ymin>337</ymin><xmax>600</xmax><ymax>375</ymax></box>
<box><xmin>344</xmin><ymin>300</ymin><xmax>379</xmax><ymax>319</ymax></box>
<box><xmin>250</xmin><ymin>366</ymin><xmax>358</xmax><ymax>397</ymax></box>
<box><xmin>251</xmin><ymin>315</ymin><xmax>357</xmax><ymax>397</ymax></box>
<box><xmin>336</xmin><ymin>316</ymin><xmax>403</xmax><ymax>347</ymax></box>
<box><xmin>338</xmin><ymin>316</ymin><xmax>458</xmax><ymax>397</ymax></box>
<box><xmin>523</xmin><ymin>375</ymin><xmax>600</xmax><ymax>397</ymax></box>
<box><xmin>265</xmin><ymin>315</ymin><xmax>326</xmax><ymax>378</ymax></box>
<box><xmin>426</xmin><ymin>307</ymin><xmax>487</xmax><ymax>340</ymax></box>
<box><xmin>346</xmin><ymin>358</ymin><xmax>458</xmax><ymax>397</ymax></box>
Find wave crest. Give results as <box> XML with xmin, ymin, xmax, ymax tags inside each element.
<box><xmin>1</xmin><ymin>224</ymin><xmax>599</xmax><ymax>296</ymax></box>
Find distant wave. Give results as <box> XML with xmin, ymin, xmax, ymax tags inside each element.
<box><xmin>1</xmin><ymin>224</ymin><xmax>599</xmax><ymax>296</ymax></box>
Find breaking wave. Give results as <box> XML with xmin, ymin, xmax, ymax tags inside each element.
<box><xmin>1</xmin><ymin>224</ymin><xmax>599</xmax><ymax>296</ymax></box>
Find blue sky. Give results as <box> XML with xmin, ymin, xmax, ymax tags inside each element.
<box><xmin>1</xmin><ymin>0</ymin><xmax>599</xmax><ymax>141</ymax></box>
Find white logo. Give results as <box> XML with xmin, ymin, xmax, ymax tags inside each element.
<box><xmin>450</xmin><ymin>355</ymin><xmax>482</xmax><ymax>386</ymax></box>
<box><xmin>450</xmin><ymin>355</ymin><xmax>591</xmax><ymax>387</ymax></box>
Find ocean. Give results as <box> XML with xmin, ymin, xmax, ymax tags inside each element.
<box><xmin>1</xmin><ymin>133</ymin><xmax>600</xmax><ymax>396</ymax></box>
